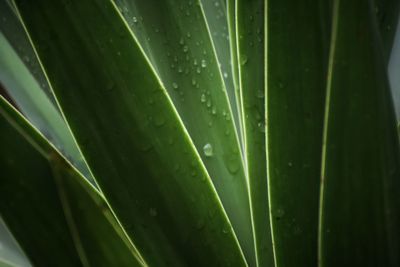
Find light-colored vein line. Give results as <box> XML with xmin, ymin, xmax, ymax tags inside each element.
<box><xmin>11</xmin><ymin>2</ymin><xmax>148</xmax><ymax>265</ymax></box>
<box><xmin>317</xmin><ymin>0</ymin><xmax>340</xmax><ymax>266</ymax></box>
<box><xmin>264</xmin><ymin>0</ymin><xmax>278</xmax><ymax>266</ymax></box>
<box><xmin>12</xmin><ymin>0</ymin><xmax>248</xmax><ymax>265</ymax></box>
<box><xmin>113</xmin><ymin>1</ymin><xmax>248</xmax><ymax>264</ymax></box>
<box><xmin>226</xmin><ymin>0</ymin><xmax>246</xmax><ymax>158</ymax></box>
<box><xmin>198</xmin><ymin>0</ymin><xmax>246</xmax><ymax>170</ymax></box>
<box><xmin>234</xmin><ymin>0</ymin><xmax>259</xmax><ymax>266</ymax></box>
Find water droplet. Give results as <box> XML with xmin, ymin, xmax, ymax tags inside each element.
<box><xmin>196</xmin><ymin>67</ymin><xmax>201</xmax><ymax>74</ymax></box>
<box><xmin>240</xmin><ymin>55</ymin><xmax>248</xmax><ymax>65</ymax></box>
<box><xmin>222</xmin><ymin>227</ymin><xmax>228</xmax><ymax>234</ymax></box>
<box><xmin>179</xmin><ymin>37</ymin><xmax>185</xmax><ymax>45</ymax></box>
<box><xmin>201</xmin><ymin>59</ymin><xmax>207</xmax><ymax>68</ymax></box>
<box><xmin>223</xmin><ymin>72</ymin><xmax>228</xmax><ymax>78</ymax></box>
<box><xmin>288</xmin><ymin>162</ymin><xmax>293</xmax><ymax>167</ymax></box>
<box><xmin>226</xmin><ymin>156</ymin><xmax>240</xmax><ymax>174</ymax></box>
<box><xmin>258</xmin><ymin>121</ymin><xmax>265</xmax><ymax>132</ymax></box>
<box><xmin>183</xmin><ymin>45</ymin><xmax>189</xmax><ymax>53</ymax></box>
<box><xmin>201</xmin><ymin>93</ymin><xmax>206</xmax><ymax>103</ymax></box>
<box><xmin>278</xmin><ymin>81</ymin><xmax>285</xmax><ymax>89</ymax></box>
<box><xmin>132</xmin><ymin>16</ymin><xmax>138</xmax><ymax>23</ymax></box>
<box><xmin>203</xmin><ymin>143</ymin><xmax>213</xmax><ymax>157</ymax></box>
<box><xmin>275</xmin><ymin>208</ymin><xmax>285</xmax><ymax>220</ymax></box>
<box><xmin>191</xmin><ymin>78</ymin><xmax>197</xmax><ymax>86</ymax></box>
<box><xmin>211</xmin><ymin>106</ymin><xmax>217</xmax><ymax>115</ymax></box>
<box><xmin>149</xmin><ymin>208</ymin><xmax>157</xmax><ymax>217</ymax></box>
<box><xmin>206</xmin><ymin>99</ymin><xmax>212</xmax><ymax>108</ymax></box>
<box><xmin>154</xmin><ymin>116</ymin><xmax>166</xmax><ymax>127</ymax></box>
<box><xmin>172</xmin><ymin>82</ymin><xmax>179</xmax><ymax>89</ymax></box>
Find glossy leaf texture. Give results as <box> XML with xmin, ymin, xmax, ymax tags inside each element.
<box><xmin>0</xmin><ymin>98</ymin><xmax>83</xmax><ymax>267</ymax></box>
<box><xmin>234</xmin><ymin>0</ymin><xmax>274</xmax><ymax>266</ymax></box>
<box><xmin>51</xmin><ymin>159</ymin><xmax>145</xmax><ymax>267</ymax></box>
<box><xmin>13</xmin><ymin>0</ymin><xmax>248</xmax><ymax>265</ymax></box>
<box><xmin>200</xmin><ymin>0</ymin><xmax>244</xmax><ymax>150</ymax></box>
<box><xmin>266</xmin><ymin>1</ymin><xmax>331</xmax><ymax>266</ymax></box>
<box><xmin>113</xmin><ymin>1</ymin><xmax>255</xmax><ymax>263</ymax></box>
<box><xmin>319</xmin><ymin>0</ymin><xmax>400</xmax><ymax>266</ymax></box>
<box><xmin>0</xmin><ymin>0</ymin><xmax>92</xmax><ymax>181</ymax></box>
<box><xmin>0</xmin><ymin>97</ymin><xmax>144</xmax><ymax>267</ymax></box>
<box><xmin>0</xmin><ymin>217</ymin><xmax>31</xmax><ymax>267</ymax></box>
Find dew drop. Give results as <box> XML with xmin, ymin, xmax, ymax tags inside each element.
<box><xmin>226</xmin><ymin>156</ymin><xmax>240</xmax><ymax>174</ymax></box>
<box><xmin>240</xmin><ymin>55</ymin><xmax>248</xmax><ymax>65</ymax></box>
<box><xmin>211</xmin><ymin>106</ymin><xmax>217</xmax><ymax>115</ymax></box>
<box><xmin>203</xmin><ymin>143</ymin><xmax>213</xmax><ymax>157</ymax></box>
<box><xmin>149</xmin><ymin>208</ymin><xmax>157</xmax><ymax>217</ymax></box>
<box><xmin>201</xmin><ymin>93</ymin><xmax>206</xmax><ymax>103</ymax></box>
<box><xmin>201</xmin><ymin>59</ymin><xmax>207</xmax><ymax>68</ymax></box>
<box><xmin>154</xmin><ymin>116</ymin><xmax>166</xmax><ymax>127</ymax></box>
<box><xmin>258</xmin><ymin>121</ymin><xmax>265</xmax><ymax>132</ymax></box>
<box><xmin>256</xmin><ymin>90</ymin><xmax>264</xmax><ymax>98</ymax></box>
<box><xmin>172</xmin><ymin>82</ymin><xmax>179</xmax><ymax>89</ymax></box>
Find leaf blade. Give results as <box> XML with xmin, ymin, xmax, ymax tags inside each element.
<box><xmin>13</xmin><ymin>0</ymin><xmax>248</xmax><ymax>265</ymax></box>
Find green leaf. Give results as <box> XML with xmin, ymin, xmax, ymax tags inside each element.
<box><xmin>0</xmin><ymin>217</ymin><xmax>31</xmax><ymax>267</ymax></box>
<box><xmin>266</xmin><ymin>1</ymin><xmax>331</xmax><ymax>266</ymax></box>
<box><xmin>113</xmin><ymin>1</ymin><xmax>254</xmax><ymax>263</ymax></box>
<box><xmin>319</xmin><ymin>1</ymin><xmax>400</xmax><ymax>265</ymax></box>
<box><xmin>374</xmin><ymin>0</ymin><xmax>400</xmax><ymax>59</ymax></box>
<box><xmin>13</xmin><ymin>0</ymin><xmax>248</xmax><ymax>265</ymax></box>
<box><xmin>227</xmin><ymin>0</ymin><xmax>242</xmax><ymax>124</ymax></box>
<box><xmin>234</xmin><ymin>0</ymin><xmax>274</xmax><ymax>266</ymax></box>
<box><xmin>51</xmin><ymin>159</ymin><xmax>145</xmax><ymax>267</ymax></box>
<box><xmin>0</xmin><ymin>98</ymin><xmax>83</xmax><ymax>267</ymax></box>
<box><xmin>200</xmin><ymin>0</ymin><xmax>244</xmax><ymax>149</ymax></box>
<box><xmin>0</xmin><ymin>0</ymin><xmax>55</xmax><ymax>105</ymax></box>
<box><xmin>0</xmin><ymin>96</ymin><xmax>144</xmax><ymax>267</ymax></box>
<box><xmin>0</xmin><ymin>1</ymin><xmax>92</xmax><ymax>181</ymax></box>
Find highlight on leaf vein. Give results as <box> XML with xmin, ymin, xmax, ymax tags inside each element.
<box><xmin>0</xmin><ymin>0</ymin><xmax>400</xmax><ymax>266</ymax></box>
